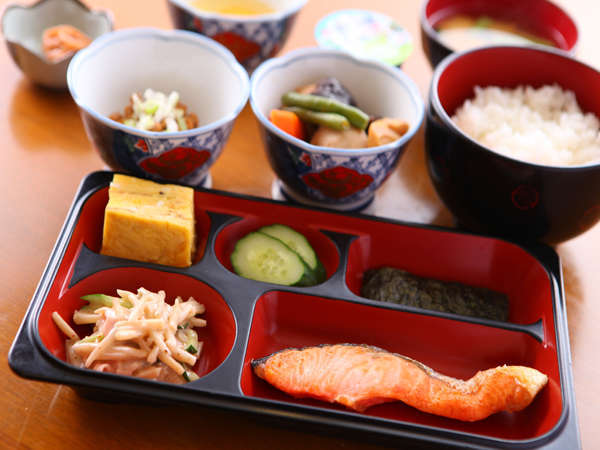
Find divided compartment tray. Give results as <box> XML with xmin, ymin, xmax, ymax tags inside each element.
<box><xmin>9</xmin><ymin>171</ymin><xmax>580</xmax><ymax>449</ymax></box>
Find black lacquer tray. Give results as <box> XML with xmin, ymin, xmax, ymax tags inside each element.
<box><xmin>9</xmin><ymin>171</ymin><xmax>580</xmax><ymax>448</ymax></box>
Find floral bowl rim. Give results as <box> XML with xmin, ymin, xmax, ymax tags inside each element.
<box><xmin>166</xmin><ymin>0</ymin><xmax>307</xmax><ymax>23</ymax></box>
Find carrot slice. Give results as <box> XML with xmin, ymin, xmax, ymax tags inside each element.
<box><xmin>269</xmin><ymin>109</ymin><xmax>305</xmax><ymax>140</ymax></box>
<box><xmin>42</xmin><ymin>25</ymin><xmax>92</xmax><ymax>62</ymax></box>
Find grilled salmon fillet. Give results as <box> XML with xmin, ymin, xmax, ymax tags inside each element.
<box><xmin>251</xmin><ymin>344</ymin><xmax>548</xmax><ymax>421</ymax></box>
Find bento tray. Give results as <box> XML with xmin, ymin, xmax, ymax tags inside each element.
<box><xmin>9</xmin><ymin>171</ymin><xmax>580</xmax><ymax>449</ymax></box>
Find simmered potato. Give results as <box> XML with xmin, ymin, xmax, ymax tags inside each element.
<box><xmin>310</xmin><ymin>126</ymin><xmax>368</xmax><ymax>149</ymax></box>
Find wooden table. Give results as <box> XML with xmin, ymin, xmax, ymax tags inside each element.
<box><xmin>1</xmin><ymin>0</ymin><xmax>598</xmax><ymax>448</ymax></box>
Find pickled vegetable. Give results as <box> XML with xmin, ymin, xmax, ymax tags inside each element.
<box><xmin>231</xmin><ymin>232</ymin><xmax>317</xmax><ymax>286</ymax></box>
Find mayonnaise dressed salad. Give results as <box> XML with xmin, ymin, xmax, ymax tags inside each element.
<box><xmin>110</xmin><ymin>89</ymin><xmax>198</xmax><ymax>132</ymax></box>
<box><xmin>52</xmin><ymin>287</ymin><xmax>206</xmax><ymax>384</ymax></box>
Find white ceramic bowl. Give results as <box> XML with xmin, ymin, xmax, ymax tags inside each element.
<box><xmin>2</xmin><ymin>0</ymin><xmax>112</xmax><ymax>89</ymax></box>
<box><xmin>68</xmin><ymin>27</ymin><xmax>249</xmax><ymax>186</ymax></box>
<box><xmin>250</xmin><ymin>47</ymin><xmax>424</xmax><ymax>210</ymax></box>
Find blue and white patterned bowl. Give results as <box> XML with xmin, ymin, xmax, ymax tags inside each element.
<box><xmin>250</xmin><ymin>47</ymin><xmax>425</xmax><ymax>211</ymax></box>
<box><xmin>67</xmin><ymin>28</ymin><xmax>249</xmax><ymax>187</ymax></box>
<box><xmin>167</xmin><ymin>0</ymin><xmax>306</xmax><ymax>73</ymax></box>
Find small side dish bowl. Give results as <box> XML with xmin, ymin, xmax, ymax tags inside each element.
<box><xmin>1</xmin><ymin>0</ymin><xmax>112</xmax><ymax>89</ymax></box>
<box><xmin>426</xmin><ymin>45</ymin><xmax>600</xmax><ymax>243</ymax></box>
<box><xmin>250</xmin><ymin>48</ymin><xmax>424</xmax><ymax>211</ymax></box>
<box><xmin>166</xmin><ymin>0</ymin><xmax>306</xmax><ymax>73</ymax></box>
<box><xmin>67</xmin><ymin>27</ymin><xmax>249</xmax><ymax>187</ymax></box>
<box><xmin>420</xmin><ymin>0</ymin><xmax>578</xmax><ymax>68</ymax></box>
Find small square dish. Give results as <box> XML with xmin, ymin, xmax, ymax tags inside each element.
<box><xmin>9</xmin><ymin>171</ymin><xmax>580</xmax><ymax>448</ymax></box>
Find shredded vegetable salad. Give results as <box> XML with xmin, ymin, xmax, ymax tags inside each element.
<box><xmin>52</xmin><ymin>288</ymin><xmax>206</xmax><ymax>384</ymax></box>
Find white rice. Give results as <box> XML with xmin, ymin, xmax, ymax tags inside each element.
<box><xmin>451</xmin><ymin>84</ymin><xmax>600</xmax><ymax>166</ymax></box>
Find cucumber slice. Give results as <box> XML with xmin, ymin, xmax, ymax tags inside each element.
<box><xmin>78</xmin><ymin>334</ymin><xmax>103</xmax><ymax>344</ymax></box>
<box><xmin>177</xmin><ymin>328</ymin><xmax>199</xmax><ymax>355</ymax></box>
<box><xmin>183</xmin><ymin>370</ymin><xmax>199</xmax><ymax>382</ymax></box>
<box><xmin>258</xmin><ymin>224</ymin><xmax>326</xmax><ymax>283</ymax></box>
<box><xmin>81</xmin><ymin>294</ymin><xmax>133</xmax><ymax>308</ymax></box>
<box><xmin>231</xmin><ymin>232</ymin><xmax>317</xmax><ymax>286</ymax></box>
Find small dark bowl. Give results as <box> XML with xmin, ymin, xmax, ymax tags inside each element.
<box><xmin>426</xmin><ymin>46</ymin><xmax>600</xmax><ymax>244</ymax></box>
<box><xmin>420</xmin><ymin>0</ymin><xmax>578</xmax><ymax>68</ymax></box>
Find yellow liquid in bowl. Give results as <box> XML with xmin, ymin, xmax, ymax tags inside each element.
<box><xmin>190</xmin><ymin>0</ymin><xmax>276</xmax><ymax>15</ymax></box>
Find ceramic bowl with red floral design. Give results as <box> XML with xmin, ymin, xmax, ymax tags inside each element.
<box><xmin>426</xmin><ymin>45</ymin><xmax>600</xmax><ymax>243</ymax></box>
<box><xmin>167</xmin><ymin>0</ymin><xmax>306</xmax><ymax>73</ymax></box>
<box><xmin>250</xmin><ymin>47</ymin><xmax>424</xmax><ymax>211</ymax></box>
<box><xmin>67</xmin><ymin>27</ymin><xmax>249</xmax><ymax>186</ymax></box>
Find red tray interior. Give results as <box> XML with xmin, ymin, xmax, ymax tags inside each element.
<box><xmin>33</xmin><ymin>183</ymin><xmax>563</xmax><ymax>442</ymax></box>
<box><xmin>346</xmin><ymin>223</ymin><xmax>554</xmax><ymax>327</ymax></box>
<box><xmin>38</xmin><ymin>266</ymin><xmax>236</xmax><ymax>379</ymax></box>
<box><xmin>241</xmin><ymin>291</ymin><xmax>562</xmax><ymax>440</ymax></box>
<box><xmin>425</xmin><ymin>0</ymin><xmax>578</xmax><ymax>51</ymax></box>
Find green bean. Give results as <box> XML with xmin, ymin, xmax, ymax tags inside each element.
<box><xmin>284</xmin><ymin>106</ymin><xmax>350</xmax><ymax>131</ymax></box>
<box><xmin>282</xmin><ymin>92</ymin><xmax>370</xmax><ymax>130</ymax></box>
<box><xmin>78</xmin><ymin>334</ymin><xmax>103</xmax><ymax>343</ymax></box>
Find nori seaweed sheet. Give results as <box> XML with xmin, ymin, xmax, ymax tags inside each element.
<box><xmin>361</xmin><ymin>267</ymin><xmax>509</xmax><ymax>321</ymax></box>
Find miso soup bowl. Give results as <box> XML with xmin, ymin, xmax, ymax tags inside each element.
<box><xmin>167</xmin><ymin>0</ymin><xmax>306</xmax><ymax>73</ymax></box>
<box><xmin>67</xmin><ymin>28</ymin><xmax>249</xmax><ymax>187</ymax></box>
<box><xmin>420</xmin><ymin>0</ymin><xmax>578</xmax><ymax>68</ymax></box>
<box><xmin>250</xmin><ymin>48</ymin><xmax>424</xmax><ymax>211</ymax></box>
<box><xmin>426</xmin><ymin>45</ymin><xmax>600</xmax><ymax>244</ymax></box>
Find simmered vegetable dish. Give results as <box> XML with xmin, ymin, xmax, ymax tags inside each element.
<box><xmin>269</xmin><ymin>77</ymin><xmax>410</xmax><ymax>149</ymax></box>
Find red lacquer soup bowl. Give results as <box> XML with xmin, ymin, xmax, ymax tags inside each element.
<box><xmin>420</xmin><ymin>0</ymin><xmax>578</xmax><ymax>68</ymax></box>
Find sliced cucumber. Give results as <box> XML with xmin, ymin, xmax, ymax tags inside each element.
<box><xmin>177</xmin><ymin>328</ymin><xmax>199</xmax><ymax>355</ymax></box>
<box><xmin>185</xmin><ymin>344</ymin><xmax>197</xmax><ymax>354</ymax></box>
<box><xmin>258</xmin><ymin>224</ymin><xmax>326</xmax><ymax>284</ymax></box>
<box><xmin>231</xmin><ymin>232</ymin><xmax>317</xmax><ymax>286</ymax></box>
<box><xmin>183</xmin><ymin>370</ymin><xmax>199</xmax><ymax>382</ymax></box>
<box><xmin>81</xmin><ymin>294</ymin><xmax>133</xmax><ymax>308</ymax></box>
<box><xmin>78</xmin><ymin>334</ymin><xmax>103</xmax><ymax>344</ymax></box>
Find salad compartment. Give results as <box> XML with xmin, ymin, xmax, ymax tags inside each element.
<box><xmin>38</xmin><ymin>267</ymin><xmax>236</xmax><ymax>379</ymax></box>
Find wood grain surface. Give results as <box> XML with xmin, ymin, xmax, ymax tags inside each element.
<box><xmin>1</xmin><ymin>0</ymin><xmax>598</xmax><ymax>448</ymax></box>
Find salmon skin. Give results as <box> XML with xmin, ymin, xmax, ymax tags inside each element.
<box><xmin>251</xmin><ymin>343</ymin><xmax>548</xmax><ymax>421</ymax></box>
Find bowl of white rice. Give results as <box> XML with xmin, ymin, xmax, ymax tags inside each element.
<box><xmin>426</xmin><ymin>45</ymin><xmax>600</xmax><ymax>243</ymax></box>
